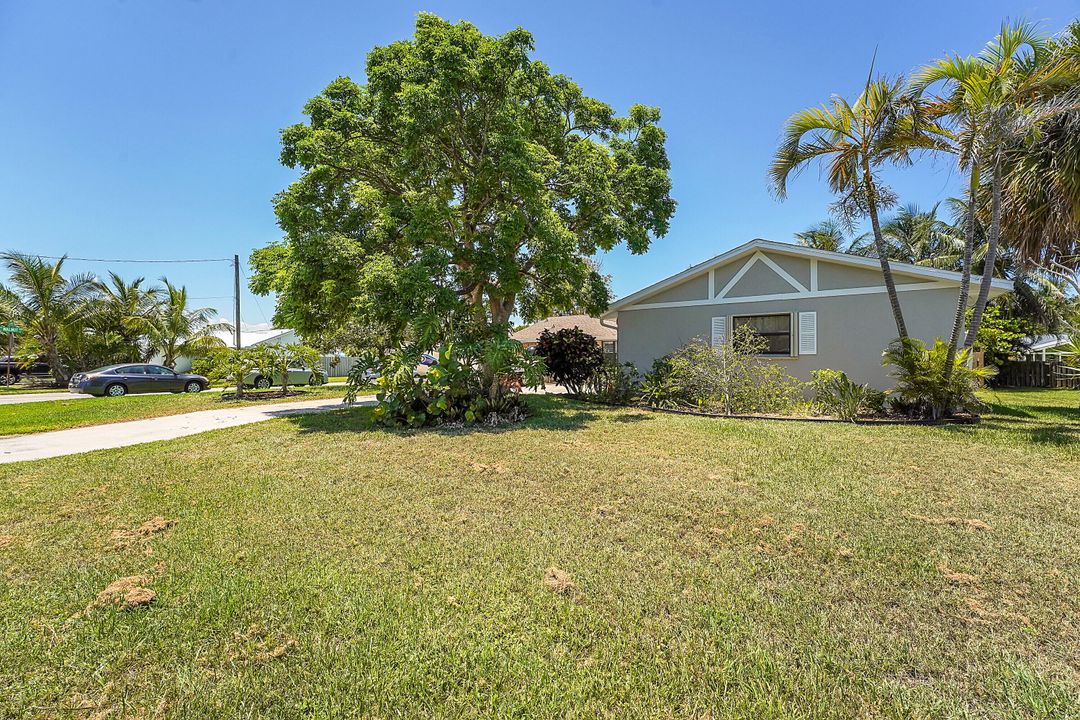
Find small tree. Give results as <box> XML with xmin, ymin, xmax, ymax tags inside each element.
<box><xmin>194</xmin><ymin>347</ymin><xmax>261</xmax><ymax>400</ymax></box>
<box><xmin>249</xmin><ymin>343</ymin><xmax>321</xmax><ymax>394</ymax></box>
<box><xmin>535</xmin><ymin>328</ymin><xmax>604</xmax><ymax>395</ymax></box>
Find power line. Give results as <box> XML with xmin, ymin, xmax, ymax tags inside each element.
<box><xmin>25</xmin><ymin>254</ymin><xmax>232</xmax><ymax>264</ymax></box>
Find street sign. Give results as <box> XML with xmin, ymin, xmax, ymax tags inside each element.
<box><xmin>0</xmin><ymin>324</ymin><xmax>21</xmax><ymax>334</ymax></box>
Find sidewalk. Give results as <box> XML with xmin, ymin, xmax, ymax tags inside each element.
<box><xmin>0</xmin><ymin>396</ymin><xmax>373</xmax><ymax>464</ymax></box>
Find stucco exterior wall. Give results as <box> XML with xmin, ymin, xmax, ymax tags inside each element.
<box><xmin>616</xmin><ymin>286</ymin><xmax>961</xmax><ymax>390</ymax></box>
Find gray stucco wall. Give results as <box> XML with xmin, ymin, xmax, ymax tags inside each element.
<box><xmin>616</xmin><ymin>286</ymin><xmax>961</xmax><ymax>390</ymax></box>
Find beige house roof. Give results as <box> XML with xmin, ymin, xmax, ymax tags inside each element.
<box><xmin>511</xmin><ymin>315</ymin><xmax>618</xmax><ymax>343</ymax></box>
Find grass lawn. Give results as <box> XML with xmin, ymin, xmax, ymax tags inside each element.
<box><xmin>0</xmin><ymin>384</ymin><xmax>370</xmax><ymax>437</ymax></box>
<box><xmin>0</xmin><ymin>389</ymin><xmax>1077</xmax><ymax>718</ymax></box>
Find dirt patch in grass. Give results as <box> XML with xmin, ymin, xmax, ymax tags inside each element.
<box><xmin>226</xmin><ymin>624</ymin><xmax>297</xmax><ymax>664</ymax></box>
<box><xmin>939</xmin><ymin>563</ymin><xmax>979</xmax><ymax>586</ymax></box>
<box><xmin>543</xmin><ymin>567</ymin><xmax>575</xmax><ymax>594</ymax></box>
<box><xmin>0</xmin><ymin>535</ymin><xmax>13</xmax><ymax>549</ymax></box>
<box><xmin>219</xmin><ymin>390</ymin><xmax>313</xmax><ymax>402</ymax></box>
<box><xmin>91</xmin><ymin>576</ymin><xmax>156</xmax><ymax>610</ymax></box>
<box><xmin>112</xmin><ymin>516</ymin><xmax>176</xmax><ymax>549</ymax></box>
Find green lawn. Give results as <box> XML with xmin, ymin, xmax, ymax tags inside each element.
<box><xmin>0</xmin><ymin>384</ymin><xmax>366</xmax><ymax>437</ymax></box>
<box><xmin>1</xmin><ymin>389</ymin><xmax>1077</xmax><ymax>718</ymax></box>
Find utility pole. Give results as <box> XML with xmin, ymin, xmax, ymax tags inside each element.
<box><xmin>233</xmin><ymin>254</ymin><xmax>242</xmax><ymax>350</ymax></box>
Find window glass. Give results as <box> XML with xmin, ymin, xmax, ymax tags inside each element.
<box><xmin>147</xmin><ymin>366</ymin><xmax>174</xmax><ymax>376</ymax></box>
<box><xmin>117</xmin><ymin>365</ymin><xmax>146</xmax><ymax>375</ymax></box>
<box><xmin>732</xmin><ymin>314</ymin><xmax>791</xmax><ymax>355</ymax></box>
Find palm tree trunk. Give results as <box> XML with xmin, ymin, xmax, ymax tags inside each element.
<box><xmin>864</xmin><ymin>168</ymin><xmax>908</xmax><ymax>338</ymax></box>
<box><xmin>46</xmin><ymin>343</ymin><xmax>68</xmax><ymax>386</ymax></box>
<box><xmin>964</xmin><ymin>155</ymin><xmax>1001</xmax><ymax>349</ymax></box>
<box><xmin>944</xmin><ymin>165</ymin><xmax>980</xmax><ymax>374</ymax></box>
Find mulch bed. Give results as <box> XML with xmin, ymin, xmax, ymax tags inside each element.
<box><xmin>218</xmin><ymin>390</ymin><xmax>313</xmax><ymax>402</ymax></box>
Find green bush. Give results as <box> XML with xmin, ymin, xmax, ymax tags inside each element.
<box><xmin>193</xmin><ymin>347</ymin><xmax>261</xmax><ymax>399</ymax></box>
<box><xmin>639</xmin><ymin>327</ymin><xmax>804</xmax><ymax>415</ymax></box>
<box><xmin>348</xmin><ymin>340</ymin><xmax>544</xmax><ymax>428</ymax></box>
<box><xmin>580</xmin><ymin>361</ymin><xmax>639</xmax><ymax>405</ymax></box>
<box><xmin>535</xmin><ymin>327</ymin><xmax>605</xmax><ymax>395</ymax></box>
<box><xmin>882</xmin><ymin>337</ymin><xmax>996</xmax><ymax>419</ymax></box>
<box><xmin>810</xmin><ymin>369</ymin><xmax>884</xmax><ymax>421</ymax></box>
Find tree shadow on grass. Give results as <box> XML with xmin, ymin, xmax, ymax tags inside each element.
<box><xmin>942</xmin><ymin>416</ymin><xmax>1079</xmax><ymax>447</ymax></box>
<box><xmin>282</xmin><ymin>395</ymin><xmax>630</xmax><ymax>437</ymax></box>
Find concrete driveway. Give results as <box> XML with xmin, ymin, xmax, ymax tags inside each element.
<box><xmin>0</xmin><ymin>396</ymin><xmax>374</xmax><ymax>464</ymax></box>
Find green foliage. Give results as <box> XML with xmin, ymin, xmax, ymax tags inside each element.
<box><xmin>535</xmin><ymin>327</ymin><xmax>605</xmax><ymax>395</ymax></box>
<box><xmin>249</xmin><ymin>343</ymin><xmax>322</xmax><ymax>393</ymax></box>
<box><xmin>810</xmin><ymin>369</ymin><xmax>885</xmax><ymax>421</ymax></box>
<box><xmin>250</xmin><ymin>14</ymin><xmax>675</xmax><ymax>373</ymax></box>
<box><xmin>194</xmin><ymin>347</ymin><xmax>261</xmax><ymax>399</ymax></box>
<box><xmin>640</xmin><ymin>328</ymin><xmax>804</xmax><ymax>415</ymax></box>
<box><xmin>970</xmin><ymin>304</ymin><xmax>1036</xmax><ymax>366</ymax></box>
<box><xmin>882</xmin><ymin>337</ymin><xmax>996</xmax><ymax>419</ymax></box>
<box><xmin>349</xmin><ymin>340</ymin><xmax>544</xmax><ymax>428</ymax></box>
<box><xmin>580</xmin><ymin>361</ymin><xmax>640</xmax><ymax>405</ymax></box>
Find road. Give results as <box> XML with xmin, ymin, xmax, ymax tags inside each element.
<box><xmin>0</xmin><ymin>396</ymin><xmax>373</xmax><ymax>464</ymax></box>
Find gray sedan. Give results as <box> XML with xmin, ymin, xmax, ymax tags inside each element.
<box><xmin>69</xmin><ymin>364</ymin><xmax>208</xmax><ymax>397</ymax></box>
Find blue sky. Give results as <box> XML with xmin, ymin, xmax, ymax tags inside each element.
<box><xmin>1</xmin><ymin>1</ymin><xmax>1076</xmax><ymax>326</ymax></box>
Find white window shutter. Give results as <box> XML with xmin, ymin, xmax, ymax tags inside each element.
<box><xmin>798</xmin><ymin>312</ymin><xmax>817</xmax><ymax>355</ymax></box>
<box><xmin>711</xmin><ymin>316</ymin><xmax>727</xmax><ymax>348</ymax></box>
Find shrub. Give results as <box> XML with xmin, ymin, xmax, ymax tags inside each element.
<box><xmin>580</xmin><ymin>361</ymin><xmax>639</xmax><ymax>405</ymax></box>
<box><xmin>810</xmin><ymin>369</ymin><xmax>884</xmax><ymax>421</ymax></box>
<box><xmin>193</xmin><ymin>347</ymin><xmax>260</xmax><ymax>399</ymax></box>
<box><xmin>348</xmin><ymin>340</ymin><xmax>544</xmax><ymax>428</ymax></box>
<box><xmin>639</xmin><ymin>327</ymin><xmax>804</xmax><ymax>415</ymax></box>
<box><xmin>535</xmin><ymin>327</ymin><xmax>604</xmax><ymax>395</ymax></box>
<box><xmin>249</xmin><ymin>343</ymin><xmax>322</xmax><ymax>393</ymax></box>
<box><xmin>882</xmin><ymin>337</ymin><xmax>996</xmax><ymax>419</ymax></box>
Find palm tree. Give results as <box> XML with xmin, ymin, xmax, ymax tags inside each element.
<box><xmin>92</xmin><ymin>272</ymin><xmax>161</xmax><ymax>362</ymax></box>
<box><xmin>999</xmin><ymin>21</ymin><xmax>1080</xmax><ymax>278</ymax></box>
<box><xmin>147</xmin><ymin>280</ymin><xmax>230</xmax><ymax>368</ymax></box>
<box><xmin>771</xmin><ymin>72</ymin><xmax>944</xmax><ymax>338</ymax></box>
<box><xmin>875</xmin><ymin>204</ymin><xmax>964</xmax><ymax>268</ymax></box>
<box><xmin>793</xmin><ymin>220</ymin><xmax>851</xmax><ymax>252</ymax></box>
<box><xmin>0</xmin><ymin>252</ymin><xmax>96</xmax><ymax>384</ymax></box>
<box><xmin>914</xmin><ymin>21</ymin><xmax>1072</xmax><ymax>363</ymax></box>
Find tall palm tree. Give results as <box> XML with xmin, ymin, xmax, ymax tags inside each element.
<box><xmin>92</xmin><ymin>272</ymin><xmax>161</xmax><ymax>362</ymax></box>
<box><xmin>147</xmin><ymin>280</ymin><xmax>230</xmax><ymax>368</ymax></box>
<box><xmin>914</xmin><ymin>21</ymin><xmax>1072</xmax><ymax>363</ymax></box>
<box><xmin>771</xmin><ymin>72</ymin><xmax>945</xmax><ymax>338</ymax></box>
<box><xmin>0</xmin><ymin>252</ymin><xmax>96</xmax><ymax>384</ymax></box>
<box><xmin>999</xmin><ymin>21</ymin><xmax>1080</xmax><ymax>277</ymax></box>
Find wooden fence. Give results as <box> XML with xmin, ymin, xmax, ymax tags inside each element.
<box><xmin>994</xmin><ymin>361</ymin><xmax>1080</xmax><ymax>389</ymax></box>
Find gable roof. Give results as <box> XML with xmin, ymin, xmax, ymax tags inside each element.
<box><xmin>603</xmin><ymin>238</ymin><xmax>1013</xmax><ymax>317</ymax></box>
<box><xmin>511</xmin><ymin>315</ymin><xmax>617</xmax><ymax>343</ymax></box>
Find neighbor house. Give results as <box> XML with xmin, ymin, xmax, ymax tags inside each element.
<box><xmin>512</xmin><ymin>314</ymin><xmax>618</xmax><ymax>361</ymax></box>
<box><xmin>603</xmin><ymin>239</ymin><xmax>1012</xmax><ymax>389</ymax></box>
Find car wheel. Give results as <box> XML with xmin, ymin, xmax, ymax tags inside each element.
<box><xmin>105</xmin><ymin>383</ymin><xmax>127</xmax><ymax>397</ymax></box>
<box><xmin>254</xmin><ymin>376</ymin><xmax>272</xmax><ymax>390</ymax></box>
<box><xmin>0</xmin><ymin>373</ymin><xmax>15</xmax><ymax>386</ymax></box>
<box><xmin>185</xmin><ymin>381</ymin><xmax>203</xmax><ymax>393</ymax></box>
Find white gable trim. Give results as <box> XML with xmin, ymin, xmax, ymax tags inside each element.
<box><xmin>603</xmin><ymin>238</ymin><xmax>1011</xmax><ymax>318</ymax></box>
<box><xmin>621</xmin><ymin>280</ymin><xmax>956</xmax><ymax>311</ymax></box>
<box><xmin>716</xmin><ymin>251</ymin><xmax>807</xmax><ymax>299</ymax></box>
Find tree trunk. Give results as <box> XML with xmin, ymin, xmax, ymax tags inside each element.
<box><xmin>945</xmin><ymin>164</ymin><xmax>980</xmax><ymax>376</ymax></box>
<box><xmin>864</xmin><ymin>168</ymin><xmax>908</xmax><ymax>339</ymax></box>
<box><xmin>964</xmin><ymin>155</ymin><xmax>1001</xmax><ymax>349</ymax></box>
<box><xmin>46</xmin><ymin>343</ymin><xmax>68</xmax><ymax>386</ymax></box>
<box><xmin>485</xmin><ymin>293</ymin><xmax>516</xmax><ymax>401</ymax></box>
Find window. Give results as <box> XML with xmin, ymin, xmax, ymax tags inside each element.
<box><xmin>147</xmin><ymin>366</ymin><xmax>175</xmax><ymax>376</ymax></box>
<box><xmin>117</xmin><ymin>365</ymin><xmax>146</xmax><ymax>375</ymax></box>
<box><xmin>732</xmin><ymin>313</ymin><xmax>792</xmax><ymax>356</ymax></box>
<box><xmin>602</xmin><ymin>341</ymin><xmax>617</xmax><ymax>360</ymax></box>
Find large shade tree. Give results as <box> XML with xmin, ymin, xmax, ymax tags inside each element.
<box><xmin>0</xmin><ymin>252</ymin><xmax>95</xmax><ymax>384</ymax></box>
<box><xmin>251</xmin><ymin>14</ymin><xmax>675</xmax><ymax>377</ymax></box>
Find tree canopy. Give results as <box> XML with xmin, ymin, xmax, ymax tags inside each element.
<box><xmin>251</xmin><ymin>13</ymin><xmax>675</xmax><ymax>355</ymax></box>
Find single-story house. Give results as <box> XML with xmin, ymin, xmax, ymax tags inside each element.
<box><xmin>512</xmin><ymin>314</ymin><xmax>618</xmax><ymax>361</ymax></box>
<box><xmin>603</xmin><ymin>238</ymin><xmax>1012</xmax><ymax>390</ymax></box>
<box><xmin>1018</xmin><ymin>334</ymin><xmax>1074</xmax><ymax>361</ymax></box>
